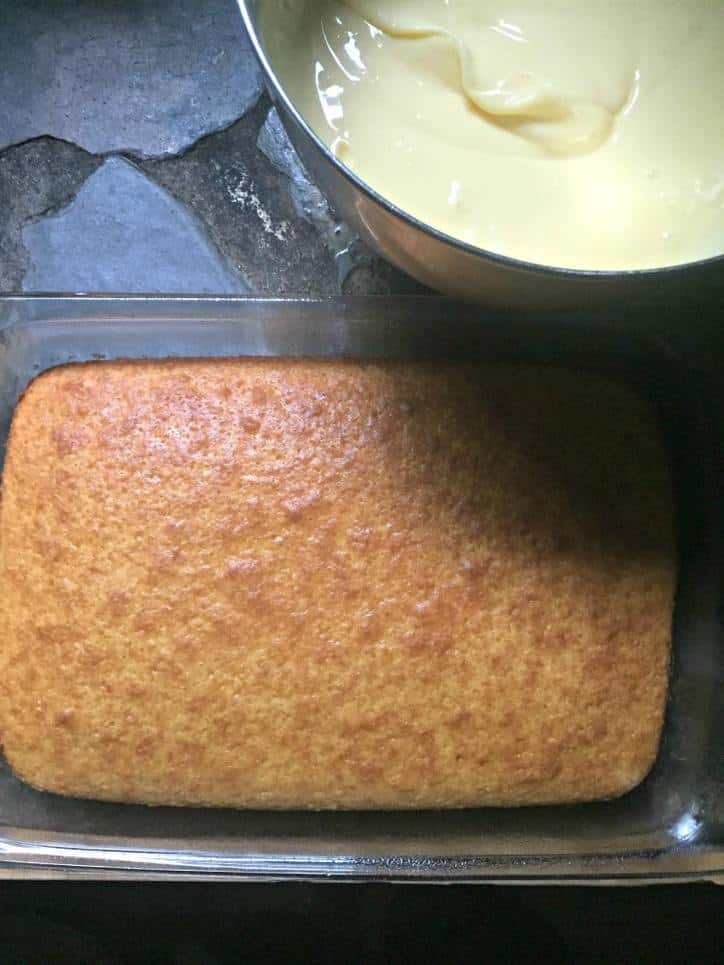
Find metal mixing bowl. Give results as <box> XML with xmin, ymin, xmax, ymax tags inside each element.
<box><xmin>238</xmin><ymin>0</ymin><xmax>724</xmax><ymax>308</ymax></box>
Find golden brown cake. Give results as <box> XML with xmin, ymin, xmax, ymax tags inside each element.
<box><xmin>0</xmin><ymin>359</ymin><xmax>675</xmax><ymax>808</ymax></box>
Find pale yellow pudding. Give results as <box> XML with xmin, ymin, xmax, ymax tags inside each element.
<box><xmin>261</xmin><ymin>0</ymin><xmax>724</xmax><ymax>271</ymax></box>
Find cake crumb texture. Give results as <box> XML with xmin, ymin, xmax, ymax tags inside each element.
<box><xmin>0</xmin><ymin>359</ymin><xmax>675</xmax><ymax>808</ymax></box>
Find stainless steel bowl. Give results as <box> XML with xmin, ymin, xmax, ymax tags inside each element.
<box><xmin>238</xmin><ymin>0</ymin><xmax>724</xmax><ymax>308</ymax></box>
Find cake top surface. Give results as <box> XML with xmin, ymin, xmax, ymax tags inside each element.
<box><xmin>0</xmin><ymin>359</ymin><xmax>675</xmax><ymax>808</ymax></box>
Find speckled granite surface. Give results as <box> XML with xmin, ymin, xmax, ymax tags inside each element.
<box><xmin>0</xmin><ymin>0</ymin><xmax>426</xmax><ymax>296</ymax></box>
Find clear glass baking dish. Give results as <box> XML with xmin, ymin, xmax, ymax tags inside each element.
<box><xmin>0</xmin><ymin>295</ymin><xmax>721</xmax><ymax>883</ymax></box>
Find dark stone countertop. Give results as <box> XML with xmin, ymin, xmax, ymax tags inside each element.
<box><xmin>0</xmin><ymin>0</ymin><xmax>425</xmax><ymax>298</ymax></box>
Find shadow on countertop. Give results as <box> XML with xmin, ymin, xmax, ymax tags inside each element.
<box><xmin>0</xmin><ymin>882</ymin><xmax>721</xmax><ymax>964</ymax></box>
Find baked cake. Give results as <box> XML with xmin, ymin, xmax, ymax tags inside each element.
<box><xmin>0</xmin><ymin>359</ymin><xmax>675</xmax><ymax>808</ymax></box>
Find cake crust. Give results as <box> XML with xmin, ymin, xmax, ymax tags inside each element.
<box><xmin>0</xmin><ymin>359</ymin><xmax>675</xmax><ymax>808</ymax></box>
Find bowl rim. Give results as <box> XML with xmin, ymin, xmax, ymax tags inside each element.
<box><xmin>238</xmin><ymin>0</ymin><xmax>724</xmax><ymax>282</ymax></box>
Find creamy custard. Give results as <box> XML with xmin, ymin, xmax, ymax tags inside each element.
<box><xmin>261</xmin><ymin>0</ymin><xmax>724</xmax><ymax>271</ymax></box>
